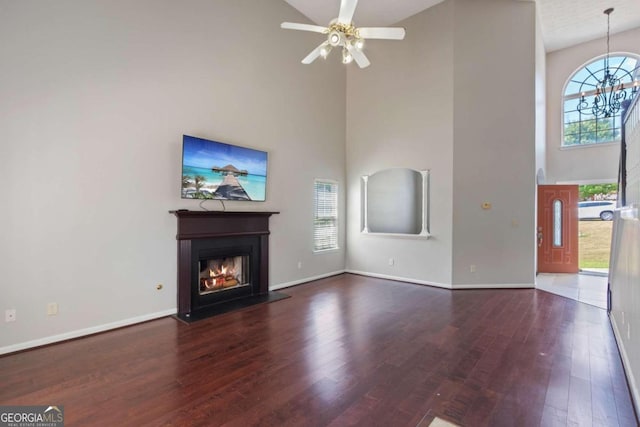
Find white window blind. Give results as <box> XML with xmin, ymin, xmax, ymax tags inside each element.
<box><xmin>314</xmin><ymin>180</ymin><xmax>338</xmax><ymax>251</ymax></box>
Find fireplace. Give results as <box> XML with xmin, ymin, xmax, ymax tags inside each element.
<box><xmin>199</xmin><ymin>255</ymin><xmax>249</xmax><ymax>294</ymax></box>
<box><xmin>170</xmin><ymin>210</ymin><xmax>280</xmax><ymax>321</ymax></box>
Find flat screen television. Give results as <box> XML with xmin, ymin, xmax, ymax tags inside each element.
<box><xmin>181</xmin><ymin>135</ymin><xmax>268</xmax><ymax>201</ymax></box>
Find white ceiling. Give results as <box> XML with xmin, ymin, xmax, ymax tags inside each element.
<box><xmin>282</xmin><ymin>0</ymin><xmax>640</xmax><ymax>52</ymax></box>
<box><xmin>537</xmin><ymin>0</ymin><xmax>640</xmax><ymax>51</ymax></box>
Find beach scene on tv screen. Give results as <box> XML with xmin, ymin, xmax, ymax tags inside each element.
<box><xmin>182</xmin><ymin>136</ymin><xmax>267</xmax><ymax>201</ymax></box>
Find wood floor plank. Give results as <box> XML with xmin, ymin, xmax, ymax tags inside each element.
<box><xmin>0</xmin><ymin>274</ymin><xmax>637</xmax><ymax>426</ymax></box>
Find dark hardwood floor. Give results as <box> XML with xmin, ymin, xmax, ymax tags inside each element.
<box><xmin>1</xmin><ymin>274</ymin><xmax>637</xmax><ymax>426</ymax></box>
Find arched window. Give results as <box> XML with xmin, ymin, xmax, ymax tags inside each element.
<box><xmin>563</xmin><ymin>54</ymin><xmax>639</xmax><ymax>146</ymax></box>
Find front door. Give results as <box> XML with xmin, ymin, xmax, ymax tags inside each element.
<box><xmin>537</xmin><ymin>185</ymin><xmax>579</xmax><ymax>273</ymax></box>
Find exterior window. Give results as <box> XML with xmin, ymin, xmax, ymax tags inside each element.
<box><xmin>314</xmin><ymin>180</ymin><xmax>338</xmax><ymax>252</ymax></box>
<box><xmin>562</xmin><ymin>54</ymin><xmax>639</xmax><ymax>146</ymax></box>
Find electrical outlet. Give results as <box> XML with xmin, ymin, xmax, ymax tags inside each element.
<box><xmin>47</xmin><ymin>303</ymin><xmax>58</xmax><ymax>316</ymax></box>
<box><xmin>5</xmin><ymin>309</ymin><xmax>16</xmax><ymax>322</ymax></box>
<box><xmin>388</xmin><ymin>258</ymin><xmax>394</xmax><ymax>266</ymax></box>
<box><xmin>470</xmin><ymin>265</ymin><xmax>476</xmax><ymax>273</ymax></box>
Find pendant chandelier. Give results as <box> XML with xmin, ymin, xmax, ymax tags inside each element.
<box><xmin>577</xmin><ymin>8</ymin><xmax>637</xmax><ymax>118</ymax></box>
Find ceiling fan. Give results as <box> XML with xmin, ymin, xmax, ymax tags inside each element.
<box><xmin>281</xmin><ymin>0</ymin><xmax>406</xmax><ymax>69</ymax></box>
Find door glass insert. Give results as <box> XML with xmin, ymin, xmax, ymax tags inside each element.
<box><xmin>553</xmin><ymin>199</ymin><xmax>563</xmax><ymax>247</ymax></box>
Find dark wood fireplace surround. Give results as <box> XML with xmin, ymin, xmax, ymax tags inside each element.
<box><xmin>170</xmin><ymin>210</ymin><xmax>279</xmax><ymax>321</ymax></box>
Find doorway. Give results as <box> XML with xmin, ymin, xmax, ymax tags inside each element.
<box><xmin>577</xmin><ymin>183</ymin><xmax>616</xmax><ymax>275</ymax></box>
<box><xmin>536</xmin><ymin>184</ymin><xmax>609</xmax><ymax>310</ymax></box>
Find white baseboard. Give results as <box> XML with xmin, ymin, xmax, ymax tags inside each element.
<box><xmin>270</xmin><ymin>270</ymin><xmax>346</xmax><ymax>291</ymax></box>
<box><xmin>1</xmin><ymin>270</ymin><xmax>348</xmax><ymax>356</ymax></box>
<box><xmin>610</xmin><ymin>312</ymin><xmax>640</xmax><ymax>417</ymax></box>
<box><xmin>0</xmin><ymin>308</ymin><xmax>176</xmax><ymax>356</ymax></box>
<box><xmin>345</xmin><ymin>270</ymin><xmax>535</xmax><ymax>290</ymax></box>
<box><xmin>345</xmin><ymin>270</ymin><xmax>452</xmax><ymax>289</ymax></box>
<box><xmin>453</xmin><ymin>283</ymin><xmax>535</xmax><ymax>289</ymax></box>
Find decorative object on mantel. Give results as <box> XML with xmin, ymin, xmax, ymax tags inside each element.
<box><xmin>361</xmin><ymin>169</ymin><xmax>430</xmax><ymax>238</ymax></box>
<box><xmin>169</xmin><ymin>210</ymin><xmax>286</xmax><ymax>323</ymax></box>
<box><xmin>576</xmin><ymin>8</ymin><xmax>638</xmax><ymax>118</ymax></box>
<box><xmin>281</xmin><ymin>0</ymin><xmax>405</xmax><ymax>69</ymax></box>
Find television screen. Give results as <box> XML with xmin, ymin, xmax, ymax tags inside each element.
<box><xmin>181</xmin><ymin>135</ymin><xmax>267</xmax><ymax>201</ymax></box>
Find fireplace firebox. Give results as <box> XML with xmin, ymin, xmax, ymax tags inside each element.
<box><xmin>170</xmin><ymin>210</ymin><xmax>279</xmax><ymax>321</ymax></box>
<box><xmin>199</xmin><ymin>255</ymin><xmax>249</xmax><ymax>295</ymax></box>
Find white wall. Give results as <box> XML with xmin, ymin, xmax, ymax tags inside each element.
<box><xmin>535</xmin><ymin>6</ymin><xmax>547</xmax><ymax>183</ymax></box>
<box><xmin>534</xmin><ymin>6</ymin><xmax>547</xmax><ymax>271</ymax></box>
<box><xmin>609</xmin><ymin>96</ymin><xmax>640</xmax><ymax>414</ymax></box>
<box><xmin>610</xmin><ymin>208</ymin><xmax>640</xmax><ymax>414</ymax></box>
<box><xmin>345</xmin><ymin>1</ymin><xmax>455</xmax><ymax>287</ymax></box>
<box><xmin>451</xmin><ymin>0</ymin><xmax>537</xmax><ymax>286</ymax></box>
<box><xmin>346</xmin><ymin>0</ymin><xmax>537</xmax><ymax>289</ymax></box>
<box><xmin>0</xmin><ymin>0</ymin><xmax>346</xmax><ymax>352</ymax></box>
<box><xmin>546</xmin><ymin>27</ymin><xmax>640</xmax><ymax>184</ymax></box>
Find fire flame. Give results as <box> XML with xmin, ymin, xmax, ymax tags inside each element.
<box><xmin>201</xmin><ymin>258</ymin><xmax>242</xmax><ymax>293</ymax></box>
<box><xmin>208</xmin><ymin>265</ymin><xmax>231</xmax><ymax>277</ymax></box>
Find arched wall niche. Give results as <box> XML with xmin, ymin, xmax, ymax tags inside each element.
<box><xmin>361</xmin><ymin>168</ymin><xmax>430</xmax><ymax>238</ymax></box>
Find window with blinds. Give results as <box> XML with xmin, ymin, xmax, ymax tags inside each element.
<box><xmin>314</xmin><ymin>180</ymin><xmax>338</xmax><ymax>252</ymax></box>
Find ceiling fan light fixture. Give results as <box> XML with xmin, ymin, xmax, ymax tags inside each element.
<box><xmin>342</xmin><ymin>48</ymin><xmax>353</xmax><ymax>64</ymax></box>
<box><xmin>328</xmin><ymin>30</ymin><xmax>343</xmax><ymax>47</ymax></box>
<box><xmin>280</xmin><ymin>0</ymin><xmax>406</xmax><ymax>69</ymax></box>
<box><xmin>320</xmin><ymin>43</ymin><xmax>332</xmax><ymax>59</ymax></box>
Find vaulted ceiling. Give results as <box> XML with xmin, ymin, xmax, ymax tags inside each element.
<box><xmin>282</xmin><ymin>0</ymin><xmax>640</xmax><ymax>52</ymax></box>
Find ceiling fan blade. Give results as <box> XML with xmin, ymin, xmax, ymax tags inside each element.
<box><xmin>338</xmin><ymin>0</ymin><xmax>358</xmax><ymax>25</ymax></box>
<box><xmin>346</xmin><ymin>44</ymin><xmax>370</xmax><ymax>68</ymax></box>
<box><xmin>302</xmin><ymin>42</ymin><xmax>329</xmax><ymax>65</ymax></box>
<box><xmin>281</xmin><ymin>22</ymin><xmax>328</xmax><ymax>34</ymax></box>
<box><xmin>358</xmin><ymin>27</ymin><xmax>406</xmax><ymax>40</ymax></box>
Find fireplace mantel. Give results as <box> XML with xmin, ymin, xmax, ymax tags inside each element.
<box><xmin>169</xmin><ymin>210</ymin><xmax>279</xmax><ymax>240</ymax></box>
<box><xmin>170</xmin><ymin>210</ymin><xmax>279</xmax><ymax>321</ymax></box>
